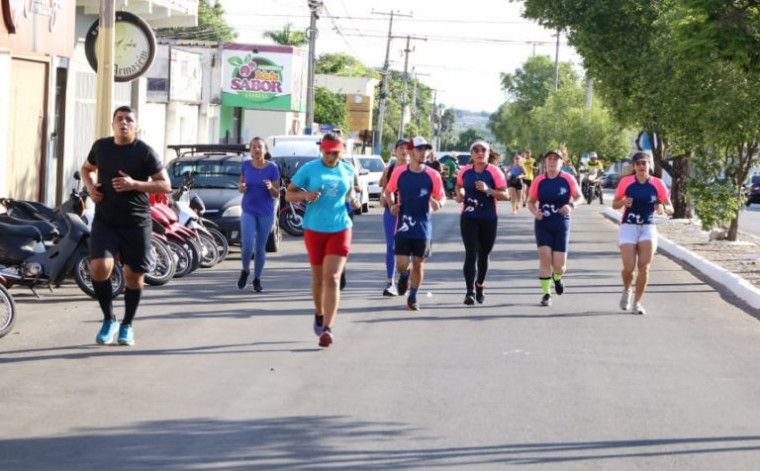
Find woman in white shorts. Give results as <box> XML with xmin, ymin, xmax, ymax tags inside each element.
<box><xmin>612</xmin><ymin>152</ymin><xmax>673</xmax><ymax>315</ymax></box>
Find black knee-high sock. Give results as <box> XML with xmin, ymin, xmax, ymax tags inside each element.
<box><xmin>122</xmin><ymin>288</ymin><xmax>142</xmax><ymax>326</ymax></box>
<box><xmin>93</xmin><ymin>280</ymin><xmax>115</xmax><ymax>321</ymax></box>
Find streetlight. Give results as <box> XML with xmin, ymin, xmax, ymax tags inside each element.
<box><xmin>305</xmin><ymin>0</ymin><xmax>322</xmax><ymax>135</ymax></box>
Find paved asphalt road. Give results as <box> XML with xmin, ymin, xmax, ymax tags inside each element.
<box><xmin>740</xmin><ymin>203</ymin><xmax>760</xmax><ymax>238</ymax></box>
<box><xmin>1</xmin><ymin>201</ymin><xmax>759</xmax><ymax>470</ymax></box>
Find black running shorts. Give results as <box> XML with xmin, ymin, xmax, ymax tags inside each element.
<box><xmin>90</xmin><ymin>220</ymin><xmax>153</xmax><ymax>273</ymax></box>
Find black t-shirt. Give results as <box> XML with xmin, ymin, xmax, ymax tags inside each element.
<box><xmin>426</xmin><ymin>160</ymin><xmax>442</xmax><ymax>173</ymax></box>
<box><xmin>87</xmin><ymin>137</ymin><xmax>163</xmax><ymax>227</ymax></box>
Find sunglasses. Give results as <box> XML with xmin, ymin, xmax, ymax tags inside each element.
<box><xmin>633</xmin><ymin>160</ymin><xmax>649</xmax><ymax>166</ymax></box>
<box><xmin>472</xmin><ymin>147</ymin><xmax>487</xmax><ymax>153</ymax></box>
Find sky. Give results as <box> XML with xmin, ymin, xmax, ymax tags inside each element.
<box><xmin>219</xmin><ymin>0</ymin><xmax>582</xmax><ymax>113</ymax></box>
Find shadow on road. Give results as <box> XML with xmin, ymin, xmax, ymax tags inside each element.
<box><xmin>0</xmin><ymin>417</ymin><xmax>758</xmax><ymax>469</ymax></box>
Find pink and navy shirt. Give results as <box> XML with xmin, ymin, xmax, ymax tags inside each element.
<box><xmin>457</xmin><ymin>164</ymin><xmax>507</xmax><ymax>220</ymax></box>
<box><xmin>386</xmin><ymin>165</ymin><xmax>445</xmax><ymax>240</ymax></box>
<box><xmin>529</xmin><ymin>171</ymin><xmax>581</xmax><ymax>221</ymax></box>
<box><xmin>615</xmin><ymin>175</ymin><xmax>670</xmax><ymax>225</ymax></box>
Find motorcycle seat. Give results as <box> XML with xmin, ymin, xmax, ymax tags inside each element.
<box><xmin>0</xmin><ymin>215</ymin><xmax>59</xmax><ymax>240</ymax></box>
<box><xmin>0</xmin><ymin>221</ymin><xmax>43</xmax><ymax>242</ymax></box>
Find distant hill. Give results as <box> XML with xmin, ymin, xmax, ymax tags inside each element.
<box><xmin>453</xmin><ymin>110</ymin><xmax>495</xmax><ymax>143</ymax></box>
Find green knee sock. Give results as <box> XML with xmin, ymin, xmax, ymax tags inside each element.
<box><xmin>540</xmin><ymin>277</ymin><xmax>551</xmax><ymax>295</ymax></box>
<box><xmin>552</xmin><ymin>273</ymin><xmax>562</xmax><ymax>282</ymax></box>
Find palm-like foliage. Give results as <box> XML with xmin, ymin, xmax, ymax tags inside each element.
<box><xmin>263</xmin><ymin>23</ymin><xmax>308</xmax><ymax>47</ymax></box>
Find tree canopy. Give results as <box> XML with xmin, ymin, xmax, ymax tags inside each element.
<box><xmin>155</xmin><ymin>0</ymin><xmax>237</xmax><ymax>41</ymax></box>
<box><xmin>517</xmin><ymin>0</ymin><xmax>760</xmax><ymax>238</ymax></box>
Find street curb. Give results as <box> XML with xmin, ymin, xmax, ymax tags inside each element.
<box><xmin>601</xmin><ymin>207</ymin><xmax>760</xmax><ymax>311</ymax></box>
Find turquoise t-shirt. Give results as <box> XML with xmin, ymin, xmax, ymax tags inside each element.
<box><xmin>290</xmin><ymin>159</ymin><xmax>354</xmax><ymax>233</ymax></box>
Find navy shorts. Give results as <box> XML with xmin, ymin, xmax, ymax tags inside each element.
<box><xmin>534</xmin><ymin>218</ymin><xmax>571</xmax><ymax>252</ymax></box>
<box><xmin>394</xmin><ymin>236</ymin><xmax>432</xmax><ymax>259</ymax></box>
<box><xmin>90</xmin><ymin>220</ymin><xmax>154</xmax><ymax>273</ymax></box>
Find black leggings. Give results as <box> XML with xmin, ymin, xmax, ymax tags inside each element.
<box><xmin>460</xmin><ymin>216</ymin><xmax>498</xmax><ymax>292</ymax></box>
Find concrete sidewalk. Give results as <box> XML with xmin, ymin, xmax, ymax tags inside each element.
<box><xmin>601</xmin><ymin>206</ymin><xmax>760</xmax><ymax>313</ymax></box>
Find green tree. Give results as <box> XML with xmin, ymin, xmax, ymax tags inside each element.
<box><xmin>316</xmin><ymin>53</ymin><xmax>381</xmax><ymax>79</ymax></box>
<box><xmin>488</xmin><ymin>55</ymin><xmax>580</xmax><ymax>152</ymax></box>
<box><xmin>530</xmin><ymin>85</ymin><xmax>630</xmax><ymax>169</ymax></box>
<box><xmin>518</xmin><ymin>0</ymin><xmax>694</xmax><ymax>218</ymax></box>
<box><xmin>500</xmin><ymin>55</ymin><xmax>579</xmax><ymax>111</ymax></box>
<box><xmin>314</xmin><ymin>86</ymin><xmax>348</xmax><ymax>132</ymax></box>
<box><xmin>262</xmin><ymin>22</ymin><xmax>307</xmax><ymax>47</ymax></box>
<box><xmin>456</xmin><ymin>128</ymin><xmax>486</xmax><ymax>150</ymax></box>
<box><xmin>438</xmin><ymin>108</ymin><xmax>458</xmax><ymax>150</ymax></box>
<box><xmin>155</xmin><ymin>0</ymin><xmax>236</xmax><ymax>41</ymax></box>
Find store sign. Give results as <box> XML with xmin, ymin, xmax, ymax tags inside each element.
<box><xmin>221</xmin><ymin>43</ymin><xmax>305</xmax><ymax>112</ymax></box>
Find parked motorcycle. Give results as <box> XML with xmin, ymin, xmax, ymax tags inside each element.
<box><xmin>0</xmin><ymin>274</ymin><xmax>16</xmax><ymax>339</ymax></box>
<box><xmin>278</xmin><ymin>186</ymin><xmax>306</xmax><ymax>237</ymax></box>
<box><xmin>277</xmin><ymin>163</ymin><xmax>306</xmax><ymax>237</ymax></box>
<box><xmin>0</xmin><ymin>210</ymin><xmax>125</xmax><ymax>299</ymax></box>
<box><xmin>171</xmin><ymin>177</ymin><xmax>225</xmax><ymax>265</ymax></box>
<box><xmin>0</xmin><ymin>195</ymin><xmax>125</xmax><ymax>299</ymax></box>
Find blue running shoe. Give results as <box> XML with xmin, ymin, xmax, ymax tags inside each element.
<box><xmin>96</xmin><ymin>319</ymin><xmax>119</xmax><ymax>345</ymax></box>
<box><xmin>118</xmin><ymin>324</ymin><xmax>135</xmax><ymax>346</ymax></box>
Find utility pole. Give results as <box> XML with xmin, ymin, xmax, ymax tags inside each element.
<box><xmin>398</xmin><ymin>34</ymin><xmax>427</xmax><ymax>139</ymax></box>
<box><xmin>95</xmin><ymin>0</ymin><xmax>116</xmax><ymax>138</ymax></box>
<box><xmin>585</xmin><ymin>78</ymin><xmax>593</xmax><ymax>108</ymax></box>
<box><xmin>409</xmin><ymin>68</ymin><xmax>430</xmax><ymax>120</ymax></box>
<box><xmin>372</xmin><ymin>10</ymin><xmax>411</xmax><ymax>154</ymax></box>
<box><xmin>430</xmin><ymin>88</ymin><xmax>442</xmax><ymax>151</ymax></box>
<box><xmin>305</xmin><ymin>0</ymin><xmax>323</xmax><ymax>135</ymax></box>
<box><xmin>553</xmin><ymin>29</ymin><xmax>560</xmax><ymax>90</ymax></box>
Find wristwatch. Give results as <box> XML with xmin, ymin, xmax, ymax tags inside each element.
<box><xmin>568</xmin><ymin>201</ymin><xmax>576</xmax><ymax>209</ymax></box>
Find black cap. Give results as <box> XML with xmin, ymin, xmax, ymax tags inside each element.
<box><xmin>395</xmin><ymin>138</ymin><xmax>409</xmax><ymax>149</ymax></box>
<box><xmin>631</xmin><ymin>151</ymin><xmax>651</xmax><ymax>162</ymax></box>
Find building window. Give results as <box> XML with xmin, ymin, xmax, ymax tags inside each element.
<box><xmin>147</xmin><ymin>78</ymin><xmax>167</xmax><ymax>92</ymax></box>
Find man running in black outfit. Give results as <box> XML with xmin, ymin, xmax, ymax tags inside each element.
<box><xmin>81</xmin><ymin>106</ymin><xmax>170</xmax><ymax>346</ymax></box>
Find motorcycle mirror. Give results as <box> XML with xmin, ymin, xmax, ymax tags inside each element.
<box><xmin>74</xmin><ymin>171</ymin><xmax>81</xmax><ymax>180</ymax></box>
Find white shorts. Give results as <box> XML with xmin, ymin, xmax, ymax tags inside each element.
<box><xmin>619</xmin><ymin>223</ymin><xmax>658</xmax><ymax>247</ymax></box>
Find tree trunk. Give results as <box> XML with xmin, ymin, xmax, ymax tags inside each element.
<box><xmin>727</xmin><ymin>215</ymin><xmax>739</xmax><ymax>241</ymax></box>
<box><xmin>669</xmin><ymin>153</ymin><xmax>693</xmax><ymax>219</ymax></box>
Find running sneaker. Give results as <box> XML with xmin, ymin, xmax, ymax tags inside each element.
<box><xmin>313</xmin><ymin>314</ymin><xmax>324</xmax><ymax>337</ymax></box>
<box><xmin>252</xmin><ymin>278</ymin><xmax>263</xmax><ymax>293</ymax></box>
<box><xmin>319</xmin><ymin>328</ymin><xmax>333</xmax><ymax>348</ymax></box>
<box><xmin>383</xmin><ymin>283</ymin><xmax>398</xmax><ymax>297</ymax></box>
<box><xmin>96</xmin><ymin>319</ymin><xmax>119</xmax><ymax>345</ymax></box>
<box><xmin>619</xmin><ymin>290</ymin><xmax>632</xmax><ymax>311</ymax></box>
<box><xmin>407</xmin><ymin>296</ymin><xmax>419</xmax><ymax>311</ymax></box>
<box><xmin>540</xmin><ymin>294</ymin><xmax>552</xmax><ymax>306</ymax></box>
<box><xmin>397</xmin><ymin>271</ymin><xmax>410</xmax><ymax>296</ymax></box>
<box><xmin>553</xmin><ymin>277</ymin><xmax>565</xmax><ymax>295</ymax></box>
<box><xmin>117</xmin><ymin>324</ymin><xmax>134</xmax><ymax>346</ymax></box>
<box><xmin>464</xmin><ymin>292</ymin><xmax>476</xmax><ymax>306</ymax></box>
<box><xmin>237</xmin><ymin>270</ymin><xmax>249</xmax><ymax>290</ymax></box>
<box><xmin>633</xmin><ymin>302</ymin><xmax>647</xmax><ymax>315</ymax></box>
<box><xmin>475</xmin><ymin>285</ymin><xmax>485</xmax><ymax>304</ymax></box>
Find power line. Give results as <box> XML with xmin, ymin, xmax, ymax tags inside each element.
<box><xmin>338</xmin><ymin>29</ymin><xmax>567</xmax><ymax>46</ymax></box>
<box><xmin>224</xmin><ymin>12</ymin><xmax>533</xmax><ymax>25</ymax></box>
<box><xmin>322</xmin><ymin>5</ymin><xmax>361</xmax><ymax>58</ymax></box>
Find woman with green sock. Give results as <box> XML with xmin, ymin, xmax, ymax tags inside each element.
<box><xmin>526</xmin><ymin>149</ymin><xmax>583</xmax><ymax>306</ymax></box>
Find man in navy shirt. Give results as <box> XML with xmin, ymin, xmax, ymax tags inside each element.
<box><xmin>384</xmin><ymin>137</ymin><xmax>446</xmax><ymax>310</ymax></box>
